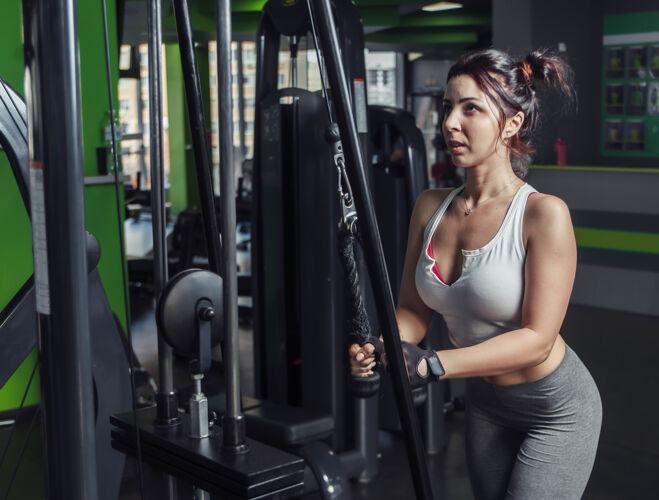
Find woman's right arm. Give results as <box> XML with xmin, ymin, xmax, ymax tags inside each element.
<box><xmin>395</xmin><ymin>189</ymin><xmax>441</xmax><ymax>343</ymax></box>
<box><xmin>350</xmin><ymin>189</ymin><xmax>448</xmax><ymax>376</ymax></box>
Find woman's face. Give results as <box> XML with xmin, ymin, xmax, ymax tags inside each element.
<box><xmin>442</xmin><ymin>74</ymin><xmax>506</xmax><ymax>168</ymax></box>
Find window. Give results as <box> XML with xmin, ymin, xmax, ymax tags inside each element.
<box><xmin>117</xmin><ymin>44</ymin><xmax>170</xmax><ymax>189</ymax></box>
<box><xmin>365</xmin><ymin>51</ymin><xmax>398</xmax><ymax>106</ymax></box>
<box><xmin>209</xmin><ymin>40</ymin><xmax>257</xmax><ymax>193</ymax></box>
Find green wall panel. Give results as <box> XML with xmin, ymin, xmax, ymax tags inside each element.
<box><xmin>604</xmin><ymin>11</ymin><xmax>659</xmax><ymax>35</ymax></box>
<box><xmin>85</xmin><ymin>184</ymin><xmax>128</xmax><ymax>331</ymax></box>
<box><xmin>0</xmin><ymin>0</ymin><xmax>23</xmax><ymax>92</ymax></box>
<box><xmin>79</xmin><ymin>0</ymin><xmax>120</xmax><ymax>177</ymax></box>
<box><xmin>166</xmin><ymin>44</ymin><xmax>192</xmax><ymax>215</ymax></box>
<box><xmin>0</xmin><ymin>350</ymin><xmax>40</xmax><ymax>412</ymax></box>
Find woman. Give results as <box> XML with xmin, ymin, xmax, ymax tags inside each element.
<box><xmin>350</xmin><ymin>49</ymin><xmax>602</xmax><ymax>499</ymax></box>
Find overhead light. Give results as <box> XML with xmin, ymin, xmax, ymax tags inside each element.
<box><xmin>408</xmin><ymin>52</ymin><xmax>424</xmax><ymax>62</ymax></box>
<box><xmin>422</xmin><ymin>2</ymin><xmax>463</xmax><ymax>12</ymax></box>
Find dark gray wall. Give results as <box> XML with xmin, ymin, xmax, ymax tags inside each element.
<box><xmin>525</xmin><ymin>0</ymin><xmax>659</xmax><ymax>167</ymax></box>
<box><xmin>492</xmin><ymin>0</ymin><xmax>532</xmax><ymax>53</ymax></box>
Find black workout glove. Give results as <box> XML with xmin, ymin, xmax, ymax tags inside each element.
<box><xmin>401</xmin><ymin>341</ymin><xmax>445</xmax><ymax>388</ymax></box>
<box><xmin>359</xmin><ymin>336</ymin><xmax>384</xmax><ymax>371</ymax></box>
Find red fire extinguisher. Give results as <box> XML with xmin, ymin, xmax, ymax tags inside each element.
<box><xmin>554</xmin><ymin>137</ymin><xmax>567</xmax><ymax>166</ymax></box>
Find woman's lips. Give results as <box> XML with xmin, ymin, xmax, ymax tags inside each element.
<box><xmin>448</xmin><ymin>140</ymin><xmax>465</xmax><ymax>154</ymax></box>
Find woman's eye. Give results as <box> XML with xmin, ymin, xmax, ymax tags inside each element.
<box><xmin>465</xmin><ymin>103</ymin><xmax>480</xmax><ymax>112</ymax></box>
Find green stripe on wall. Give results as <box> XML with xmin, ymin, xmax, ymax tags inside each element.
<box><xmin>359</xmin><ymin>7</ymin><xmax>400</xmax><ymax>27</ymax></box>
<box><xmin>365</xmin><ymin>28</ymin><xmax>477</xmax><ymax>44</ymax></box>
<box><xmin>604</xmin><ymin>12</ymin><xmax>659</xmax><ymax>36</ymax></box>
<box><xmin>398</xmin><ymin>12</ymin><xmax>491</xmax><ymax>28</ymax></box>
<box><xmin>574</xmin><ymin>227</ymin><xmax>659</xmax><ymax>255</ymax></box>
<box><xmin>531</xmin><ymin>165</ymin><xmax>659</xmax><ymax>174</ymax></box>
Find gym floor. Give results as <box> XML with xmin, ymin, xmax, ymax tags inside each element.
<box><xmin>1</xmin><ymin>296</ymin><xmax>657</xmax><ymax>499</ymax></box>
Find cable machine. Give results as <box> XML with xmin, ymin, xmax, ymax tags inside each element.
<box><xmin>4</xmin><ymin>0</ymin><xmax>440</xmax><ymax>497</ymax></box>
<box><xmin>252</xmin><ymin>1</ymin><xmax>370</xmax><ymax>431</ymax></box>
<box><xmin>251</xmin><ymin>0</ymin><xmax>436</xmax><ymax>498</ymax></box>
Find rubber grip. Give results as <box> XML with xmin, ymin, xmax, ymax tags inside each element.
<box><xmin>350</xmin><ymin>370</ymin><xmax>380</xmax><ymax>399</ymax></box>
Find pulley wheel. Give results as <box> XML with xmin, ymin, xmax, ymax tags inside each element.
<box><xmin>156</xmin><ymin>269</ymin><xmax>224</xmax><ymax>357</ymax></box>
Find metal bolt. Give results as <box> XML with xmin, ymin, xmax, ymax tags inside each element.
<box><xmin>199</xmin><ymin>306</ymin><xmax>215</xmax><ymax>321</ymax></box>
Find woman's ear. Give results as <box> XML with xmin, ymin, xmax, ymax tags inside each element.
<box><xmin>503</xmin><ymin>111</ymin><xmax>525</xmax><ymax>139</ymax></box>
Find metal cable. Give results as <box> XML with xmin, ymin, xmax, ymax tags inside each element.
<box><xmin>99</xmin><ymin>1</ymin><xmax>145</xmax><ymax>498</ymax></box>
<box><xmin>305</xmin><ymin>0</ymin><xmax>334</xmax><ymax>124</ymax></box>
<box><xmin>0</xmin><ymin>360</ymin><xmax>37</xmax><ymax>472</ymax></box>
<box><xmin>2</xmin><ymin>406</ymin><xmax>40</xmax><ymax>500</ymax></box>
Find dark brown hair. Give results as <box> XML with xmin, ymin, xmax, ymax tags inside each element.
<box><xmin>446</xmin><ymin>48</ymin><xmax>575</xmax><ymax>177</ymax></box>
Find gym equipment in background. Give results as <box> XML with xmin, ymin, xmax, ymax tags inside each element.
<box><xmin>111</xmin><ymin>1</ymin><xmax>306</xmax><ymax>498</ymax></box>
<box><xmin>249</xmin><ymin>0</ymin><xmax>381</xmax><ymax>491</ymax></box>
<box><xmin>369</xmin><ymin>105</ymin><xmax>447</xmax><ymax>454</ymax></box>
<box><xmin>309</xmin><ymin>0</ymin><xmax>434</xmax><ymax>496</ymax></box>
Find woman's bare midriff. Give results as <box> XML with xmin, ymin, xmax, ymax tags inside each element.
<box><xmin>481</xmin><ymin>335</ymin><xmax>566</xmax><ymax>386</ymax></box>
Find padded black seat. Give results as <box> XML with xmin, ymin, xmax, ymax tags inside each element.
<box><xmin>208</xmin><ymin>395</ymin><xmax>334</xmax><ymax>448</ymax></box>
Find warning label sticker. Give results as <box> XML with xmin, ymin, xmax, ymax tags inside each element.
<box><xmin>353</xmin><ymin>79</ymin><xmax>368</xmax><ymax>134</ymax></box>
<box><xmin>29</xmin><ymin>164</ymin><xmax>50</xmax><ymax>315</ymax></box>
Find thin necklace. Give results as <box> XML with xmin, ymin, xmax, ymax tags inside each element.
<box><xmin>461</xmin><ymin>178</ymin><xmax>519</xmax><ymax>216</ymax></box>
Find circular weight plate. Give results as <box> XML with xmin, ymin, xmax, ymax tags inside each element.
<box><xmin>157</xmin><ymin>269</ymin><xmax>224</xmax><ymax>357</ymax></box>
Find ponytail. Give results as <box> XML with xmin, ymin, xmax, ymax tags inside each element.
<box><xmin>524</xmin><ymin>49</ymin><xmax>576</xmax><ymax>109</ymax></box>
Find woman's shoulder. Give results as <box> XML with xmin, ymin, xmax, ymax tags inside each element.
<box><xmin>525</xmin><ymin>191</ymin><xmax>570</xmax><ymax>221</ymax></box>
<box><xmin>524</xmin><ymin>191</ymin><xmax>573</xmax><ymax>240</ymax></box>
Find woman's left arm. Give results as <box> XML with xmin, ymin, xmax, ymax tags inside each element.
<box><xmin>436</xmin><ymin>194</ymin><xmax>577</xmax><ymax>379</ymax></box>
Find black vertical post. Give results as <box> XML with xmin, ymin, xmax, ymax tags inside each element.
<box><xmin>148</xmin><ymin>0</ymin><xmax>179</xmax><ymax>426</ymax></box>
<box><xmin>216</xmin><ymin>0</ymin><xmax>247</xmax><ymax>451</ymax></box>
<box><xmin>172</xmin><ymin>0</ymin><xmax>223</xmax><ymax>274</ymax></box>
<box><xmin>309</xmin><ymin>1</ymin><xmax>435</xmax><ymax>499</ymax></box>
<box><xmin>22</xmin><ymin>0</ymin><xmax>99</xmax><ymax>498</ymax></box>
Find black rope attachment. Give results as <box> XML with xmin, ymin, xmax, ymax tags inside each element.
<box><xmin>327</xmin><ymin>123</ymin><xmax>381</xmax><ymax>398</ymax></box>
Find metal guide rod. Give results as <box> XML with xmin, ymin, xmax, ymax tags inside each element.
<box><xmin>308</xmin><ymin>1</ymin><xmax>435</xmax><ymax>498</ymax></box>
<box><xmin>216</xmin><ymin>0</ymin><xmax>247</xmax><ymax>450</ymax></box>
<box><xmin>148</xmin><ymin>0</ymin><xmax>177</xmax><ymax>418</ymax></box>
<box><xmin>172</xmin><ymin>0</ymin><xmax>223</xmax><ymax>275</ymax></box>
<box><xmin>22</xmin><ymin>0</ymin><xmax>99</xmax><ymax>497</ymax></box>
<box><xmin>236</xmin><ymin>41</ymin><xmax>247</xmax><ymax>161</ymax></box>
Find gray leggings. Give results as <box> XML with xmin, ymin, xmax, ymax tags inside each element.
<box><xmin>465</xmin><ymin>345</ymin><xmax>602</xmax><ymax>500</ymax></box>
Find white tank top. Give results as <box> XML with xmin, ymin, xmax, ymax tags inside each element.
<box><xmin>415</xmin><ymin>183</ymin><xmax>537</xmax><ymax>348</ymax></box>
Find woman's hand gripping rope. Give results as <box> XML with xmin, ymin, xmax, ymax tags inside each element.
<box><xmin>349</xmin><ymin>337</ymin><xmax>384</xmax><ymax>377</ymax></box>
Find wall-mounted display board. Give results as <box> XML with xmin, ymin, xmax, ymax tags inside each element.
<box><xmin>601</xmin><ymin>12</ymin><xmax>659</xmax><ymax>157</ymax></box>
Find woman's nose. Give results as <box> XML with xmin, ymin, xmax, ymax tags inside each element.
<box><xmin>443</xmin><ymin>108</ymin><xmax>460</xmax><ymax>132</ymax></box>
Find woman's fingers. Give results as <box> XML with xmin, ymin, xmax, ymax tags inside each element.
<box><xmin>349</xmin><ymin>343</ymin><xmax>378</xmax><ymax>377</ymax></box>
<box><xmin>349</xmin><ymin>343</ymin><xmax>375</xmax><ymax>364</ymax></box>
<box><xmin>350</xmin><ymin>360</ymin><xmax>376</xmax><ymax>377</ymax></box>
<box><xmin>349</xmin><ymin>343</ymin><xmax>367</xmax><ymax>362</ymax></box>
<box><xmin>361</xmin><ymin>342</ymin><xmax>375</xmax><ymax>356</ymax></box>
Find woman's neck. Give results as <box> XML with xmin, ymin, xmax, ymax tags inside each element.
<box><xmin>463</xmin><ymin>160</ymin><xmax>520</xmax><ymax>205</ymax></box>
